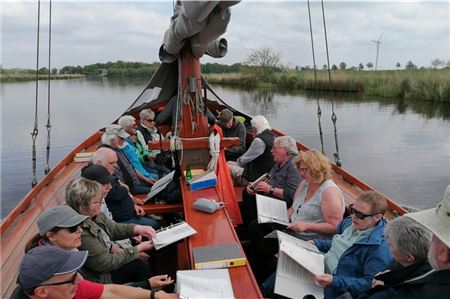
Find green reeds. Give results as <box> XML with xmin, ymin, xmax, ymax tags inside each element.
<box><xmin>205</xmin><ymin>69</ymin><xmax>450</xmax><ymax>102</ymax></box>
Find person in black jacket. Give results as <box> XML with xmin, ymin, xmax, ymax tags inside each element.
<box><xmin>358</xmin><ymin>216</ymin><xmax>432</xmax><ymax>299</ymax></box>
<box><xmin>228</xmin><ymin>115</ymin><xmax>275</xmax><ymax>186</ymax></box>
<box><xmin>216</xmin><ymin>109</ymin><xmax>246</xmax><ymax>161</ymax></box>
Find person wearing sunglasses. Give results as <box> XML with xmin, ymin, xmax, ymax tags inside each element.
<box><xmin>13</xmin><ymin>245</ymin><xmax>178</xmax><ymax>299</ymax></box>
<box><xmin>311</xmin><ymin>191</ymin><xmax>394</xmax><ymax>299</ymax></box>
<box><xmin>18</xmin><ymin>206</ymin><xmax>177</xmax><ymax>299</ymax></box>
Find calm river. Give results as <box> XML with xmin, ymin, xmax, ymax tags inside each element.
<box><xmin>1</xmin><ymin>78</ymin><xmax>449</xmax><ymax>219</ymax></box>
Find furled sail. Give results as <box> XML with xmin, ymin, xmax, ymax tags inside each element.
<box><xmin>159</xmin><ymin>1</ymin><xmax>240</xmax><ymax>63</ymax></box>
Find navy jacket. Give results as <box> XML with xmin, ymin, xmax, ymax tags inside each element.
<box><xmin>314</xmin><ymin>217</ymin><xmax>394</xmax><ymax>299</ymax></box>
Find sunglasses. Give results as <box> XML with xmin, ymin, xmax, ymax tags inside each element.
<box><xmin>349</xmin><ymin>204</ymin><xmax>378</xmax><ymax>220</ymax></box>
<box><xmin>57</xmin><ymin>224</ymin><xmax>80</xmax><ymax>233</ymax></box>
<box><xmin>39</xmin><ymin>271</ymin><xmax>79</xmax><ymax>287</ymax></box>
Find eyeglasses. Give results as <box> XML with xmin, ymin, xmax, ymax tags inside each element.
<box><xmin>92</xmin><ymin>201</ymin><xmax>102</xmax><ymax>205</ymax></box>
<box><xmin>298</xmin><ymin>167</ymin><xmax>309</xmax><ymax>173</ymax></box>
<box><xmin>57</xmin><ymin>224</ymin><xmax>80</xmax><ymax>233</ymax></box>
<box><xmin>145</xmin><ymin>118</ymin><xmax>155</xmax><ymax>122</ymax></box>
<box><xmin>349</xmin><ymin>204</ymin><xmax>377</xmax><ymax>220</ymax></box>
<box><xmin>39</xmin><ymin>271</ymin><xmax>79</xmax><ymax>287</ymax></box>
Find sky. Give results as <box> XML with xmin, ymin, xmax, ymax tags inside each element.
<box><xmin>2</xmin><ymin>0</ymin><xmax>449</xmax><ymax>70</ymax></box>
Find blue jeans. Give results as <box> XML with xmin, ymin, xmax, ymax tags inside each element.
<box><xmin>120</xmin><ymin>216</ymin><xmax>160</xmax><ymax>229</ymax></box>
<box><xmin>133</xmin><ymin>182</ymin><xmax>151</xmax><ymax>195</ymax></box>
<box><xmin>261</xmin><ymin>271</ymin><xmax>276</xmax><ymax>298</ymax></box>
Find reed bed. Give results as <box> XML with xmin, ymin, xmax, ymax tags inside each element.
<box><xmin>205</xmin><ymin>69</ymin><xmax>450</xmax><ymax>102</ymax></box>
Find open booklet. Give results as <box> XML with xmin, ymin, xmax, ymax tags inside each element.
<box><xmin>256</xmin><ymin>194</ymin><xmax>290</xmax><ymax>226</ymax></box>
<box><xmin>144</xmin><ymin>170</ymin><xmax>175</xmax><ymax>203</ymax></box>
<box><xmin>175</xmin><ymin>269</ymin><xmax>235</xmax><ymax>299</ymax></box>
<box><xmin>274</xmin><ymin>230</ymin><xmax>324</xmax><ymax>299</ymax></box>
<box><xmin>152</xmin><ymin>221</ymin><xmax>197</xmax><ymax>250</ymax></box>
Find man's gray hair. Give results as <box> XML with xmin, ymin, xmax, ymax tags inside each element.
<box><xmin>384</xmin><ymin>216</ymin><xmax>431</xmax><ymax>261</ymax></box>
<box><xmin>139</xmin><ymin>109</ymin><xmax>155</xmax><ymax>122</ymax></box>
<box><xmin>274</xmin><ymin>136</ymin><xmax>298</xmax><ymax>155</ymax></box>
<box><xmin>92</xmin><ymin>147</ymin><xmax>115</xmax><ymax>164</ymax></box>
<box><xmin>101</xmin><ymin>132</ymin><xmax>116</xmax><ymax>146</ymax></box>
<box><xmin>251</xmin><ymin>115</ymin><xmax>271</xmax><ymax>135</ymax></box>
<box><xmin>118</xmin><ymin>115</ymin><xmax>136</xmax><ymax>129</ymax></box>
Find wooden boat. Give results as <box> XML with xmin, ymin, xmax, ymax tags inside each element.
<box><xmin>0</xmin><ymin>2</ymin><xmax>406</xmax><ymax>298</ymax></box>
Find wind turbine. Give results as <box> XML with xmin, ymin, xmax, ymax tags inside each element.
<box><xmin>372</xmin><ymin>33</ymin><xmax>383</xmax><ymax>70</ymax></box>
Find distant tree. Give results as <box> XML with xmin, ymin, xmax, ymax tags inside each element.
<box><xmin>358</xmin><ymin>63</ymin><xmax>364</xmax><ymax>71</ymax></box>
<box><xmin>322</xmin><ymin>64</ymin><xmax>327</xmax><ymax>70</ymax></box>
<box><xmin>38</xmin><ymin>67</ymin><xmax>48</xmax><ymax>74</ymax></box>
<box><xmin>51</xmin><ymin>68</ymin><xmax>58</xmax><ymax>75</ymax></box>
<box><xmin>295</xmin><ymin>65</ymin><xmax>300</xmax><ymax>71</ymax></box>
<box><xmin>446</xmin><ymin>60</ymin><xmax>450</xmax><ymax>68</ymax></box>
<box><xmin>246</xmin><ymin>47</ymin><xmax>281</xmax><ymax>68</ymax></box>
<box><xmin>396</xmin><ymin>62</ymin><xmax>401</xmax><ymax>70</ymax></box>
<box><xmin>244</xmin><ymin>46</ymin><xmax>281</xmax><ymax>79</ymax></box>
<box><xmin>366</xmin><ymin>62</ymin><xmax>373</xmax><ymax>70</ymax></box>
<box><xmin>431</xmin><ymin>58</ymin><xmax>444</xmax><ymax>69</ymax></box>
<box><xmin>405</xmin><ymin>60</ymin><xmax>417</xmax><ymax>70</ymax></box>
<box><xmin>339</xmin><ymin>62</ymin><xmax>347</xmax><ymax>70</ymax></box>
<box><xmin>331</xmin><ymin>64</ymin><xmax>338</xmax><ymax>71</ymax></box>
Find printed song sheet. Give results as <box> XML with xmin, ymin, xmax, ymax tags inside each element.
<box><xmin>256</xmin><ymin>194</ymin><xmax>289</xmax><ymax>226</ymax></box>
<box><xmin>152</xmin><ymin>221</ymin><xmax>197</xmax><ymax>250</ymax></box>
<box><xmin>274</xmin><ymin>231</ymin><xmax>324</xmax><ymax>298</ymax></box>
<box><xmin>176</xmin><ymin>269</ymin><xmax>234</xmax><ymax>299</ymax></box>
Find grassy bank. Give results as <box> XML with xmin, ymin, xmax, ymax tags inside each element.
<box><xmin>1</xmin><ymin>73</ymin><xmax>84</xmax><ymax>83</ymax></box>
<box><xmin>205</xmin><ymin>69</ymin><xmax>450</xmax><ymax>102</ymax></box>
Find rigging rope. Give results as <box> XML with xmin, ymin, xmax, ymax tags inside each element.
<box><xmin>320</xmin><ymin>0</ymin><xmax>342</xmax><ymax>166</ymax></box>
<box><xmin>31</xmin><ymin>0</ymin><xmax>41</xmax><ymax>187</ymax></box>
<box><xmin>306</xmin><ymin>0</ymin><xmax>325</xmax><ymax>155</ymax></box>
<box><xmin>44</xmin><ymin>0</ymin><xmax>52</xmax><ymax>175</ymax></box>
<box><xmin>207</xmin><ymin>131</ymin><xmax>220</xmax><ymax>172</ymax></box>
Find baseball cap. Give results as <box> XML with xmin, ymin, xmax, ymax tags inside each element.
<box><xmin>19</xmin><ymin>246</ymin><xmax>88</xmax><ymax>290</ymax></box>
<box><xmin>105</xmin><ymin>124</ymin><xmax>130</xmax><ymax>139</ymax></box>
<box><xmin>37</xmin><ymin>205</ymin><xmax>88</xmax><ymax>236</ymax></box>
<box><xmin>81</xmin><ymin>164</ymin><xmax>115</xmax><ymax>185</ymax></box>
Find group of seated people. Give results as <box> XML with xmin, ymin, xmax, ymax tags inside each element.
<box><xmin>15</xmin><ymin>108</ymin><xmax>450</xmax><ymax>299</ymax></box>
<box><xmin>222</xmin><ymin>112</ymin><xmax>450</xmax><ymax>298</ymax></box>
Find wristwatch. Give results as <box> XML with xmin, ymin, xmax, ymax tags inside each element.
<box><xmin>270</xmin><ymin>187</ymin><xmax>275</xmax><ymax>195</ymax></box>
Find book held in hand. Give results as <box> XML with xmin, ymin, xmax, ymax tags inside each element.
<box><xmin>152</xmin><ymin>221</ymin><xmax>197</xmax><ymax>250</ymax></box>
<box><xmin>192</xmin><ymin>243</ymin><xmax>246</xmax><ymax>270</ymax></box>
<box><xmin>256</xmin><ymin>194</ymin><xmax>290</xmax><ymax>226</ymax></box>
<box><xmin>274</xmin><ymin>230</ymin><xmax>324</xmax><ymax>299</ymax></box>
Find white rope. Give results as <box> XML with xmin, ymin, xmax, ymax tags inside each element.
<box><xmin>207</xmin><ymin>131</ymin><xmax>220</xmax><ymax>172</ymax></box>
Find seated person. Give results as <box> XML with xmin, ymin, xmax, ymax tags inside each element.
<box><xmin>14</xmin><ymin>245</ymin><xmax>176</xmax><ymax>299</ymax></box>
<box><xmin>138</xmin><ymin>108</ymin><xmax>161</xmax><ymax>144</ymax></box>
<box><xmin>240</xmin><ymin>136</ymin><xmax>301</xmax><ymax>224</ymax></box>
<box><xmin>82</xmin><ymin>158</ymin><xmax>159</xmax><ymax>229</ymax></box>
<box><xmin>119</xmin><ymin>115</ymin><xmax>169</xmax><ymax>177</ymax></box>
<box><xmin>249</xmin><ymin>150</ymin><xmax>345</xmax><ymax>283</ymax></box>
<box><xmin>262</xmin><ymin>191</ymin><xmax>394</xmax><ymax>299</ymax></box>
<box><xmin>65</xmin><ymin>177</ymin><xmax>157</xmax><ymax>285</ymax></box>
<box><xmin>100</xmin><ymin>124</ymin><xmax>154</xmax><ymax>194</ymax></box>
<box><xmin>20</xmin><ymin>205</ymin><xmax>174</xmax><ymax>298</ymax></box>
<box><xmin>228</xmin><ymin>115</ymin><xmax>275</xmax><ymax>186</ymax></box>
<box><xmin>359</xmin><ymin>216</ymin><xmax>432</xmax><ymax>299</ymax></box>
<box><xmin>216</xmin><ymin>109</ymin><xmax>246</xmax><ymax>161</ymax></box>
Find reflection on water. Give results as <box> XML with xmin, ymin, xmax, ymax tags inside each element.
<box><xmin>1</xmin><ymin>79</ymin><xmax>449</xmax><ymax>220</ymax></box>
<box><xmin>212</xmin><ymin>85</ymin><xmax>450</xmax><ymax>211</ymax></box>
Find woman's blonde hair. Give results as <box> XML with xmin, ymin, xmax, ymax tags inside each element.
<box><xmin>295</xmin><ymin>150</ymin><xmax>331</xmax><ymax>183</ymax></box>
<box><xmin>65</xmin><ymin>177</ymin><xmax>102</xmax><ymax>214</ymax></box>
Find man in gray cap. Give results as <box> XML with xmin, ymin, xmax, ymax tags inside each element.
<box><xmin>216</xmin><ymin>108</ymin><xmax>246</xmax><ymax>161</ymax></box>
<box><xmin>13</xmin><ymin>245</ymin><xmax>178</xmax><ymax>299</ymax></box>
<box><xmin>401</xmin><ymin>185</ymin><xmax>450</xmax><ymax>298</ymax></box>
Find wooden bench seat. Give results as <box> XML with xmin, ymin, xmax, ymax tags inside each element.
<box><xmin>142</xmin><ymin>202</ymin><xmax>184</xmax><ymax>214</ymax></box>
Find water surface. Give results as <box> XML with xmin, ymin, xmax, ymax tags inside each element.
<box><xmin>1</xmin><ymin>78</ymin><xmax>449</xmax><ymax>219</ymax></box>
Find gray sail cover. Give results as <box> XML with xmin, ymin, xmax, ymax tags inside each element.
<box><xmin>159</xmin><ymin>1</ymin><xmax>240</xmax><ymax>62</ymax></box>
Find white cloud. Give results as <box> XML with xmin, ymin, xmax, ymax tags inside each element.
<box><xmin>2</xmin><ymin>1</ymin><xmax>449</xmax><ymax>69</ymax></box>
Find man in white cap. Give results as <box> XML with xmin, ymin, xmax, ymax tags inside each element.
<box><xmin>402</xmin><ymin>184</ymin><xmax>450</xmax><ymax>298</ymax></box>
